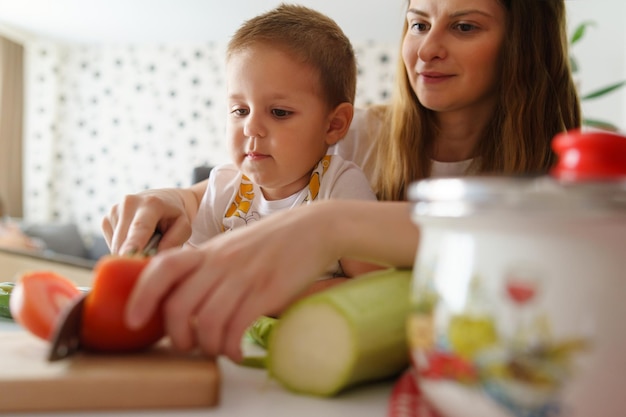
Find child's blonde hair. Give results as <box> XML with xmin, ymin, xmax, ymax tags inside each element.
<box><xmin>227</xmin><ymin>4</ymin><xmax>357</xmax><ymax>108</ymax></box>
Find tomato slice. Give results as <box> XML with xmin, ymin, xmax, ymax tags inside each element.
<box><xmin>80</xmin><ymin>255</ymin><xmax>165</xmax><ymax>353</ymax></box>
<box><xmin>10</xmin><ymin>271</ymin><xmax>82</xmax><ymax>341</ymax></box>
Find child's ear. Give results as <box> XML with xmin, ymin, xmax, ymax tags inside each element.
<box><xmin>325</xmin><ymin>103</ymin><xmax>354</xmax><ymax>146</ymax></box>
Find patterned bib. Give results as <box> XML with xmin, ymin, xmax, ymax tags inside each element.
<box><xmin>223</xmin><ymin>155</ymin><xmax>332</xmax><ymax>230</ymax></box>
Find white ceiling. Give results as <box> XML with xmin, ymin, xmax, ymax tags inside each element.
<box><xmin>0</xmin><ymin>0</ymin><xmax>404</xmax><ymax>44</ymax></box>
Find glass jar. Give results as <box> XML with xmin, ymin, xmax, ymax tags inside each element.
<box><xmin>408</xmin><ymin>176</ymin><xmax>626</xmax><ymax>417</ymax></box>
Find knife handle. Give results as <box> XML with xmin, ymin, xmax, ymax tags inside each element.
<box><xmin>142</xmin><ymin>232</ymin><xmax>162</xmax><ymax>256</ymax></box>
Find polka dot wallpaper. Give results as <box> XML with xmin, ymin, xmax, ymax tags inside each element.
<box><xmin>23</xmin><ymin>40</ymin><xmax>397</xmax><ymax>237</ymax></box>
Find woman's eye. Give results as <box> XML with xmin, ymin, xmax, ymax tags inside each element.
<box><xmin>454</xmin><ymin>23</ymin><xmax>477</xmax><ymax>33</ymax></box>
<box><xmin>272</xmin><ymin>109</ymin><xmax>292</xmax><ymax>118</ymax></box>
<box><xmin>410</xmin><ymin>22</ymin><xmax>429</xmax><ymax>32</ymax></box>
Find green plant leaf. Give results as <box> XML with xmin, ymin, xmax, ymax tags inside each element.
<box><xmin>570</xmin><ymin>21</ymin><xmax>596</xmax><ymax>45</ymax></box>
<box><xmin>581</xmin><ymin>81</ymin><xmax>626</xmax><ymax>100</ymax></box>
<box><xmin>570</xmin><ymin>56</ymin><xmax>579</xmax><ymax>74</ymax></box>
<box><xmin>582</xmin><ymin>118</ymin><xmax>619</xmax><ymax>132</ymax></box>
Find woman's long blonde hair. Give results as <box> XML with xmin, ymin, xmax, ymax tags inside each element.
<box><xmin>375</xmin><ymin>0</ymin><xmax>581</xmax><ymax>201</ymax></box>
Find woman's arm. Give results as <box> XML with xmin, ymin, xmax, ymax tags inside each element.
<box><xmin>124</xmin><ymin>199</ymin><xmax>419</xmax><ymax>361</ymax></box>
<box><xmin>334</xmin><ymin>200</ymin><xmax>417</xmax><ymax>268</ymax></box>
<box><xmin>102</xmin><ymin>180</ymin><xmax>208</xmax><ymax>254</ymax></box>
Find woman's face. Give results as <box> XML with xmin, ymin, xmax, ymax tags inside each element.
<box><xmin>402</xmin><ymin>0</ymin><xmax>506</xmax><ymax>116</ymax></box>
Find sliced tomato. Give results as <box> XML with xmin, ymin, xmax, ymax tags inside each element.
<box><xmin>80</xmin><ymin>255</ymin><xmax>165</xmax><ymax>353</ymax></box>
<box><xmin>10</xmin><ymin>271</ymin><xmax>82</xmax><ymax>341</ymax></box>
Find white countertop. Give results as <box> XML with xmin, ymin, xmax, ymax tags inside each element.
<box><xmin>0</xmin><ymin>318</ymin><xmax>393</xmax><ymax>417</ymax></box>
<box><xmin>0</xmin><ymin>247</ymin><xmax>93</xmax><ymax>286</ymax></box>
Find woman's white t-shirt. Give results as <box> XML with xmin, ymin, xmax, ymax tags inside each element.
<box><xmin>329</xmin><ymin>107</ymin><xmax>473</xmax><ymax>181</ymax></box>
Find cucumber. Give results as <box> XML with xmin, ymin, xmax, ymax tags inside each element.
<box><xmin>239</xmin><ymin>355</ymin><xmax>268</xmax><ymax>369</ymax></box>
<box><xmin>247</xmin><ymin>316</ymin><xmax>278</xmax><ymax>349</ymax></box>
<box><xmin>239</xmin><ymin>316</ymin><xmax>278</xmax><ymax>369</ymax></box>
<box><xmin>0</xmin><ymin>282</ymin><xmax>15</xmax><ymax>319</ymax></box>
<box><xmin>267</xmin><ymin>268</ymin><xmax>412</xmax><ymax>396</ymax></box>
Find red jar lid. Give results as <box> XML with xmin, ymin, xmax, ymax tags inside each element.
<box><xmin>551</xmin><ymin>129</ymin><xmax>626</xmax><ymax>181</ymax></box>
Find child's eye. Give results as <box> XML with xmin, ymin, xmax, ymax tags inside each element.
<box><xmin>231</xmin><ymin>108</ymin><xmax>249</xmax><ymax>116</ymax></box>
<box><xmin>272</xmin><ymin>109</ymin><xmax>292</xmax><ymax>118</ymax></box>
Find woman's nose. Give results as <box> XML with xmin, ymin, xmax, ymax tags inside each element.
<box><xmin>243</xmin><ymin>112</ymin><xmax>267</xmax><ymax>138</ymax></box>
<box><xmin>418</xmin><ymin>29</ymin><xmax>447</xmax><ymax>62</ymax></box>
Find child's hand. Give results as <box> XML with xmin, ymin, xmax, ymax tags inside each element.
<box><xmin>102</xmin><ymin>188</ymin><xmax>195</xmax><ymax>255</ymax></box>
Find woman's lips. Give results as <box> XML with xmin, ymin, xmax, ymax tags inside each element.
<box><xmin>419</xmin><ymin>72</ymin><xmax>454</xmax><ymax>84</ymax></box>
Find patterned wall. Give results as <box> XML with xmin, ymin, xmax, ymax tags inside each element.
<box><xmin>23</xmin><ymin>40</ymin><xmax>397</xmax><ymax>237</ymax></box>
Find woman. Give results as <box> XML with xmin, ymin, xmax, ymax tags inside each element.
<box><xmin>104</xmin><ymin>0</ymin><xmax>580</xmax><ymax>361</ymax></box>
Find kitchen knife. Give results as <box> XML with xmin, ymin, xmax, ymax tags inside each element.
<box><xmin>47</xmin><ymin>232</ymin><xmax>162</xmax><ymax>361</ymax></box>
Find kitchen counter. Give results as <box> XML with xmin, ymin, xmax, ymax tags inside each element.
<box><xmin>1</xmin><ymin>247</ymin><xmax>394</xmax><ymax>416</ymax></box>
<box><xmin>1</xmin><ymin>319</ymin><xmax>392</xmax><ymax>416</ymax></box>
<box><xmin>0</xmin><ymin>247</ymin><xmax>93</xmax><ymax>286</ymax></box>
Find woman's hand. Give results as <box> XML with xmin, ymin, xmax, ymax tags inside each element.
<box><xmin>102</xmin><ymin>182</ymin><xmax>206</xmax><ymax>254</ymax></box>
<box><xmin>124</xmin><ymin>200</ymin><xmax>418</xmax><ymax>362</ymax></box>
<box><xmin>125</xmin><ymin>201</ymin><xmax>341</xmax><ymax>362</ymax></box>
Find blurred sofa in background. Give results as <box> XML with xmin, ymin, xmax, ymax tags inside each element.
<box><xmin>17</xmin><ymin>165</ymin><xmax>214</xmax><ymax>267</ymax></box>
<box><xmin>21</xmin><ymin>222</ymin><xmax>110</xmax><ymax>266</ymax></box>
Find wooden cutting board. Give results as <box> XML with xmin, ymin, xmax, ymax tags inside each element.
<box><xmin>0</xmin><ymin>330</ymin><xmax>220</xmax><ymax>412</ymax></box>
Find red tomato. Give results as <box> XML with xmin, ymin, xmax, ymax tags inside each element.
<box><xmin>80</xmin><ymin>255</ymin><xmax>165</xmax><ymax>353</ymax></box>
<box><xmin>10</xmin><ymin>271</ymin><xmax>82</xmax><ymax>341</ymax></box>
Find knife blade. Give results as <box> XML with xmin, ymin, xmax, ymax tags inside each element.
<box><xmin>47</xmin><ymin>232</ymin><xmax>162</xmax><ymax>362</ymax></box>
<box><xmin>47</xmin><ymin>292</ymin><xmax>87</xmax><ymax>361</ymax></box>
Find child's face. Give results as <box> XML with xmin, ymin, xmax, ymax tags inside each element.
<box><xmin>226</xmin><ymin>44</ymin><xmax>334</xmax><ymax>201</ymax></box>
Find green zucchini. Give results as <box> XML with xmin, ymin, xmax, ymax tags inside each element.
<box><xmin>267</xmin><ymin>268</ymin><xmax>412</xmax><ymax>396</ymax></box>
<box><xmin>0</xmin><ymin>282</ymin><xmax>15</xmax><ymax>319</ymax></box>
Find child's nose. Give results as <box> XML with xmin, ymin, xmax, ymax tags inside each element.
<box><xmin>243</xmin><ymin>112</ymin><xmax>267</xmax><ymax>138</ymax></box>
